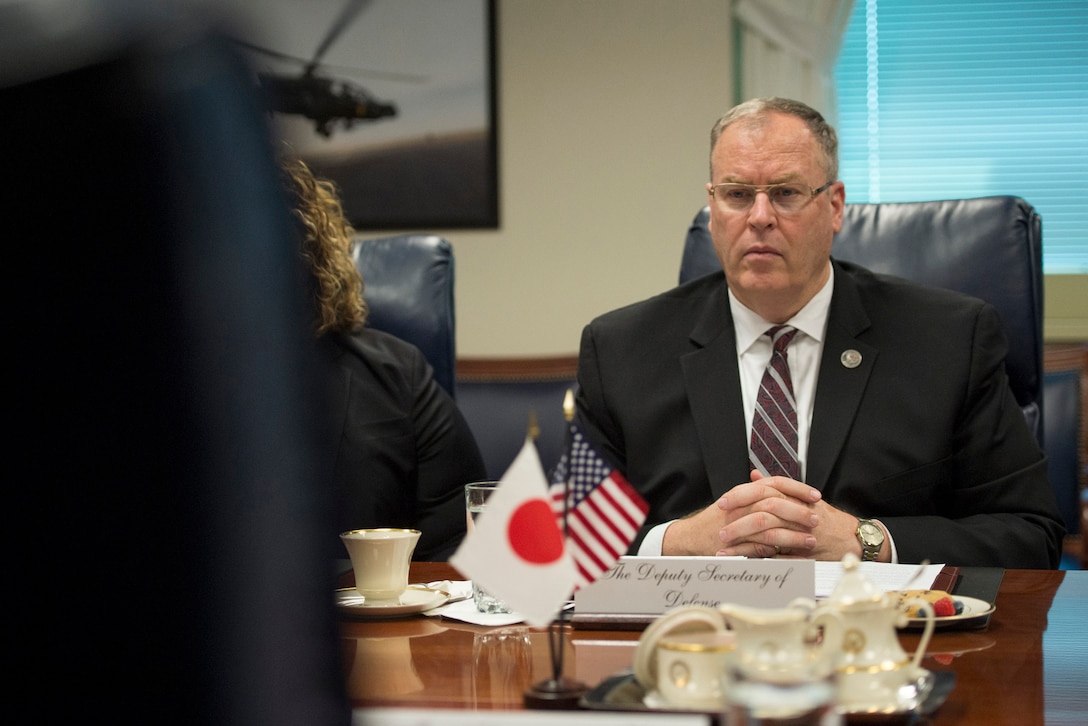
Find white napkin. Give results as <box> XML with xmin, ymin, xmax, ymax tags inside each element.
<box><xmin>422</xmin><ymin>580</ymin><xmax>527</xmax><ymax>626</ymax></box>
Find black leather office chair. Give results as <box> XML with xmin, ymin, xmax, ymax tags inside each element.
<box><xmin>353</xmin><ymin>234</ymin><xmax>457</xmax><ymax>398</ymax></box>
<box><xmin>456</xmin><ymin>360</ymin><xmax>578</xmax><ymax>479</ymax></box>
<box><xmin>1044</xmin><ymin>369</ymin><xmax>1082</xmax><ymax>538</ymax></box>
<box><xmin>680</xmin><ymin>197</ymin><xmax>1045</xmax><ymax>445</ymax></box>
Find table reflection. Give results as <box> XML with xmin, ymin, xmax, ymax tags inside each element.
<box><xmin>340</xmin><ymin>617</ymin><xmax>565</xmax><ymax>709</ymax></box>
<box><xmin>340</xmin><ymin>618</ymin><xmax>447</xmax><ymax>701</ymax></box>
<box><xmin>472</xmin><ymin>628</ymin><xmax>533</xmax><ymax>708</ymax></box>
<box><xmin>1043</xmin><ymin>573</ymin><xmax>1088</xmax><ymax>723</ymax></box>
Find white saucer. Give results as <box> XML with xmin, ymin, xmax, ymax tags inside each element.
<box><xmin>335</xmin><ymin>585</ymin><xmax>449</xmax><ymax>619</ymax></box>
<box><xmin>839</xmin><ymin>667</ymin><xmax>935</xmax><ymax>717</ymax></box>
<box><xmin>642</xmin><ymin>689</ymin><xmax>716</xmax><ymax>712</ymax></box>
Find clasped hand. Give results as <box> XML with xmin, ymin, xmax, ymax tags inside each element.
<box><xmin>662</xmin><ymin>470</ymin><xmax>861</xmax><ymax>559</ymax></box>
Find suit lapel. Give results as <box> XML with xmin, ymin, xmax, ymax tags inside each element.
<box><xmin>680</xmin><ymin>283</ymin><xmax>751</xmax><ymax>497</ymax></box>
<box><xmin>806</xmin><ymin>264</ymin><xmax>875</xmax><ymax>492</ymax></box>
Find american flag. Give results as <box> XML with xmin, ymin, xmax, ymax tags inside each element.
<box><xmin>549</xmin><ymin>424</ymin><xmax>649</xmax><ymax>590</ymax></box>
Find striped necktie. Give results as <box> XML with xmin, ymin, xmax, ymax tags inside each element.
<box><xmin>749</xmin><ymin>325</ymin><xmax>801</xmax><ymax>480</ymax></box>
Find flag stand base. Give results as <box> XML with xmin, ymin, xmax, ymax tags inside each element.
<box><xmin>523</xmin><ymin>678</ymin><xmax>588</xmax><ymax>709</ymax></box>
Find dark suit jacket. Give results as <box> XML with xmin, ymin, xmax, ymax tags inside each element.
<box><xmin>321</xmin><ymin>328</ymin><xmax>487</xmax><ymax>561</ymax></box>
<box><xmin>575</xmin><ymin>260</ymin><xmax>1065</xmax><ymax>568</ymax></box>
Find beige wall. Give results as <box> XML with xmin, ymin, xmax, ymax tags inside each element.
<box><xmin>434</xmin><ymin>0</ymin><xmax>1087</xmax><ymax>357</ymax></box>
<box><xmin>440</xmin><ymin>0</ymin><xmax>734</xmax><ymax>357</ymax></box>
<box><xmin>226</xmin><ymin>0</ymin><xmax>1085</xmax><ymax>356</ymax></box>
<box><xmin>1045</xmin><ymin>276</ymin><xmax>1088</xmax><ymax>343</ymax></box>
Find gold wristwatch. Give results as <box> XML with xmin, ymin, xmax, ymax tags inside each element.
<box><xmin>855</xmin><ymin>519</ymin><xmax>884</xmax><ymax>562</ymax></box>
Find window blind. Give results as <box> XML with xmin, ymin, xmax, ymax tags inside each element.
<box><xmin>834</xmin><ymin>0</ymin><xmax>1088</xmax><ymax>273</ymax></box>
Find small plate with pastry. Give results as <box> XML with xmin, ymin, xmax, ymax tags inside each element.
<box><xmin>895</xmin><ymin>589</ymin><xmax>995</xmax><ymax>631</ymax></box>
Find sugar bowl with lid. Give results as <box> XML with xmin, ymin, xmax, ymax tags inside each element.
<box><xmin>717</xmin><ymin>596</ymin><xmax>843</xmax><ymax>683</ymax></box>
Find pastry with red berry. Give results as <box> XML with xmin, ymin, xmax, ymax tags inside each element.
<box><xmin>896</xmin><ymin>589</ymin><xmax>963</xmax><ymax>618</ymax></box>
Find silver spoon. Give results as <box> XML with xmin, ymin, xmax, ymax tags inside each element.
<box><xmin>898</xmin><ymin>559</ymin><xmax>932</xmax><ymax>591</ymax></box>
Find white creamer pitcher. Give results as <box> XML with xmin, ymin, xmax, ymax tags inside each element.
<box><xmin>823</xmin><ymin>554</ymin><xmax>936</xmax><ymax>713</ymax></box>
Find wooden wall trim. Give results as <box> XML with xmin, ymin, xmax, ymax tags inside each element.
<box><xmin>457</xmin><ymin>356</ymin><xmax>578</xmax><ymax>382</ymax></box>
<box><xmin>1044</xmin><ymin>343</ymin><xmax>1088</xmax><ymax>373</ymax></box>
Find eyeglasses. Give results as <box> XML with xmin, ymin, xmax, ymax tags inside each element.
<box><xmin>710</xmin><ymin>181</ymin><xmax>833</xmax><ymax>214</ymax></box>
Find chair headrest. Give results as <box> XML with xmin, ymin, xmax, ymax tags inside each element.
<box><xmin>354</xmin><ymin>234</ymin><xmax>457</xmax><ymax>397</ymax></box>
<box><xmin>680</xmin><ymin>197</ymin><xmax>1043</xmax><ymax>422</ymax></box>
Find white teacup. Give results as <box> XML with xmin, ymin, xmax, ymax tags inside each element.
<box><xmin>656</xmin><ymin>630</ymin><xmax>736</xmax><ymax>710</ymax></box>
<box><xmin>340</xmin><ymin>528</ymin><xmax>420</xmax><ymax>604</ymax></box>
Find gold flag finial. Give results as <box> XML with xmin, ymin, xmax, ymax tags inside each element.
<box><xmin>527</xmin><ymin>410</ymin><xmax>540</xmax><ymax>441</ymax></box>
<box><xmin>563</xmin><ymin>389</ymin><xmax>575</xmax><ymax>422</ymax></box>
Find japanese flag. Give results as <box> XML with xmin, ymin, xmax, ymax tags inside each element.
<box><xmin>450</xmin><ymin>439</ymin><xmax>577</xmax><ymax>627</ymax></box>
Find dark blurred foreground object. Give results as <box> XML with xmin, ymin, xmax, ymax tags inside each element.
<box><xmin>4</xmin><ymin>3</ymin><xmax>349</xmax><ymax>725</ymax></box>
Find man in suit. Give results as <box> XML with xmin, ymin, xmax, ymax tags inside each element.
<box><xmin>575</xmin><ymin>97</ymin><xmax>1064</xmax><ymax>568</ymax></box>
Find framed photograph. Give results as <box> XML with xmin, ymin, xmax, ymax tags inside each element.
<box><xmin>242</xmin><ymin>0</ymin><xmax>498</xmax><ymax>230</ymax></box>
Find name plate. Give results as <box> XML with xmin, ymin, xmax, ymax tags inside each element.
<box><xmin>574</xmin><ymin>556</ymin><xmax>815</xmax><ymax>616</ymax></box>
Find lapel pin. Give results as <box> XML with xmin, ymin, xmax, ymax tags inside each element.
<box><xmin>840</xmin><ymin>349</ymin><xmax>862</xmax><ymax>369</ymax></box>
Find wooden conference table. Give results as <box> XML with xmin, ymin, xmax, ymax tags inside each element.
<box><xmin>339</xmin><ymin>563</ymin><xmax>1088</xmax><ymax>724</ymax></box>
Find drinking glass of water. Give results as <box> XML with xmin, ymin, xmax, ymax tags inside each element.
<box><xmin>464</xmin><ymin>481</ymin><xmax>512</xmax><ymax>613</ymax></box>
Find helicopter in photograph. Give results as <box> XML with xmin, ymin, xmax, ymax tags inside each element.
<box><xmin>236</xmin><ymin>0</ymin><xmax>420</xmax><ymax>138</ymax></box>
<box><xmin>253</xmin><ymin>67</ymin><xmax>397</xmax><ymax>138</ymax></box>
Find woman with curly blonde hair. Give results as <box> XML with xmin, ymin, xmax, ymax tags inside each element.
<box><xmin>280</xmin><ymin>154</ymin><xmax>368</xmax><ymax>335</ymax></box>
<box><xmin>280</xmin><ymin>150</ymin><xmax>486</xmax><ymax>561</ymax></box>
